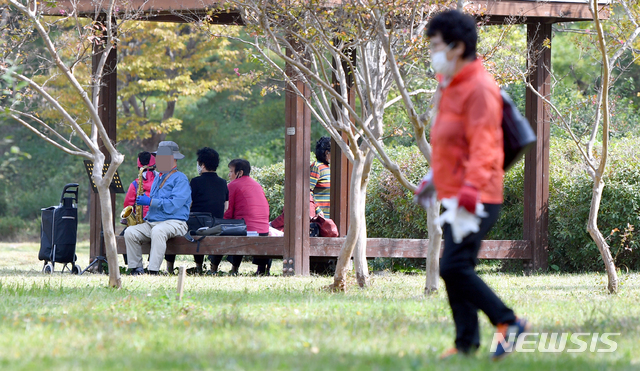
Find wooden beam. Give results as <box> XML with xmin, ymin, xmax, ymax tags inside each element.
<box><xmin>309</xmin><ymin>238</ymin><xmax>532</xmax><ymax>259</ymax></box>
<box><xmin>284</xmin><ymin>44</ymin><xmax>311</xmax><ymax>275</ymax></box>
<box><xmin>116</xmin><ymin>236</ymin><xmax>284</xmax><ymax>256</ymax></box>
<box><xmin>524</xmin><ymin>22</ymin><xmax>551</xmax><ymax>271</ymax></box>
<box><xmin>54</xmin><ymin>0</ymin><xmax>243</xmax><ymax>20</ymax></box>
<box><xmin>53</xmin><ymin>1</ymin><xmax>606</xmax><ymax>24</ymax></box>
<box><xmin>89</xmin><ymin>19</ymin><xmax>118</xmax><ymax>264</ymax></box>
<box><xmin>115</xmin><ymin>236</ymin><xmax>532</xmax><ymax>260</ymax></box>
<box><xmin>472</xmin><ymin>0</ymin><xmax>609</xmax><ymax>23</ymax></box>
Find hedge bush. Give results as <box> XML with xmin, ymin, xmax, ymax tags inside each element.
<box><xmin>249</xmin><ymin>138</ymin><xmax>640</xmax><ymax>272</ymax></box>
<box><xmin>0</xmin><ymin>216</ymin><xmax>31</xmax><ymax>241</ymax></box>
<box><xmin>252</xmin><ymin>161</ymin><xmax>285</xmax><ymax>221</ymax></box>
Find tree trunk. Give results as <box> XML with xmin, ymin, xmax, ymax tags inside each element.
<box><xmin>139</xmin><ymin>100</ymin><xmax>175</xmax><ymax>151</ymax></box>
<box><xmin>141</xmin><ymin>132</ymin><xmax>166</xmax><ymax>152</ymax></box>
<box><xmin>353</xmin><ymin>152</ymin><xmax>374</xmax><ymax>288</ymax></box>
<box><xmin>586</xmin><ymin>176</ymin><xmax>618</xmax><ymax>293</ymax></box>
<box><xmin>425</xmin><ymin>201</ymin><xmax>442</xmax><ymax>294</ymax></box>
<box><xmin>353</xmin><ymin>209</ymin><xmax>368</xmax><ymax>288</ymax></box>
<box><xmin>331</xmin><ymin>156</ymin><xmax>365</xmax><ymax>291</ymax></box>
<box><xmin>96</xmin><ymin>182</ymin><xmax>122</xmax><ymax>288</ymax></box>
<box><xmin>162</xmin><ymin>100</ymin><xmax>176</xmax><ymax>121</ymax></box>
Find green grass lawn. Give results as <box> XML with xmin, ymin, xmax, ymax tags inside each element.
<box><xmin>0</xmin><ymin>242</ymin><xmax>638</xmax><ymax>370</ymax></box>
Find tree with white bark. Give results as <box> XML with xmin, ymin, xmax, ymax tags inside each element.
<box><xmin>198</xmin><ymin>0</ymin><xmax>526</xmax><ymax>291</ymax></box>
<box><xmin>514</xmin><ymin>0</ymin><xmax>640</xmax><ymax>293</ymax></box>
<box><xmin>0</xmin><ymin>0</ymin><xmax>131</xmax><ymax>287</ymax></box>
<box><xmin>192</xmin><ymin>0</ymin><xmax>464</xmax><ymax>291</ymax></box>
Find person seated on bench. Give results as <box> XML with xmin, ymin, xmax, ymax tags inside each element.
<box><xmin>124</xmin><ymin>141</ymin><xmax>191</xmax><ymax>275</ymax></box>
<box><xmin>165</xmin><ymin>147</ymin><xmax>228</xmax><ymax>274</ymax></box>
<box><xmin>212</xmin><ymin>158</ymin><xmax>269</xmax><ymax>275</ymax></box>
<box><xmin>120</xmin><ymin>151</ymin><xmax>157</xmax><ymax>264</ymax></box>
<box><xmin>310</xmin><ymin>136</ymin><xmax>331</xmax><ymax>219</ymax></box>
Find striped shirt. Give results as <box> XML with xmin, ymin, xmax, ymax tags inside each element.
<box><xmin>310</xmin><ymin>161</ymin><xmax>331</xmax><ymax>219</ymax></box>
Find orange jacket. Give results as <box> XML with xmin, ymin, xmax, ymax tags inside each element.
<box><xmin>431</xmin><ymin>59</ymin><xmax>504</xmax><ymax>204</ymax></box>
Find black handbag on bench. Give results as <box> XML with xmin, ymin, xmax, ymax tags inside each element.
<box><xmin>184</xmin><ymin>212</ymin><xmax>214</xmax><ymax>252</ymax></box>
<box><xmin>186</xmin><ymin>212</ymin><xmax>214</xmax><ymax>235</ymax></box>
<box><xmin>196</xmin><ymin>218</ymin><xmax>247</xmax><ymax>236</ymax></box>
<box><xmin>185</xmin><ymin>217</ymin><xmax>247</xmax><ymax>252</ymax></box>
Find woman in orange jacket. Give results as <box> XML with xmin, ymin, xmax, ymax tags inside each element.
<box><xmin>427</xmin><ymin>10</ymin><xmax>530</xmax><ymax>361</ymax></box>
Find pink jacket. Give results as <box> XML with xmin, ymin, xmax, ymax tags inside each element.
<box><xmin>123</xmin><ymin>170</ymin><xmax>156</xmax><ymax>217</ymax></box>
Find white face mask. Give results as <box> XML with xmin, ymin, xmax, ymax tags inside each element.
<box><xmin>431</xmin><ymin>44</ymin><xmax>456</xmax><ymax>77</ymax></box>
<box><xmin>197</xmin><ymin>163</ymin><xmax>203</xmax><ymax>175</ymax></box>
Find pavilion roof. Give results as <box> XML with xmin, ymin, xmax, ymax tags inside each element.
<box><xmin>54</xmin><ymin>0</ymin><xmax>608</xmax><ymax>24</ymax></box>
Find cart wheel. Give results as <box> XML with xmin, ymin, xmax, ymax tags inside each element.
<box><xmin>71</xmin><ymin>265</ymin><xmax>82</xmax><ymax>275</ymax></box>
<box><xmin>43</xmin><ymin>263</ymin><xmax>54</xmax><ymax>274</ymax></box>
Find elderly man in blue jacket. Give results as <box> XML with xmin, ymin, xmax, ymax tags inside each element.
<box><xmin>124</xmin><ymin>141</ymin><xmax>192</xmax><ymax>275</ymax></box>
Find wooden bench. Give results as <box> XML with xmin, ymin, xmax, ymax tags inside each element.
<box><xmin>115</xmin><ymin>236</ymin><xmax>531</xmax><ymax>260</ymax></box>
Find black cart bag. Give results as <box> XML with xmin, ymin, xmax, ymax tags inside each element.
<box><xmin>39</xmin><ymin>183</ymin><xmax>81</xmax><ymax>274</ymax></box>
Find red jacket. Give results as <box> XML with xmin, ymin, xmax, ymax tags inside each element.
<box><xmin>123</xmin><ymin>170</ymin><xmax>156</xmax><ymax>217</ymax></box>
<box><xmin>431</xmin><ymin>59</ymin><xmax>504</xmax><ymax>204</ymax></box>
<box><xmin>224</xmin><ymin>176</ymin><xmax>270</xmax><ymax>234</ymax></box>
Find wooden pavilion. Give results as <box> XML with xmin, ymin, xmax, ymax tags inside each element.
<box><xmin>67</xmin><ymin>0</ymin><xmax>608</xmax><ymax>275</ymax></box>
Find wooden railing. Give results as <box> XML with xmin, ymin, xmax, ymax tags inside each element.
<box><xmin>115</xmin><ymin>236</ymin><xmax>531</xmax><ymax>260</ymax></box>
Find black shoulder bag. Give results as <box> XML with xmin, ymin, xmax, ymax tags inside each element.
<box><xmin>196</xmin><ymin>218</ymin><xmax>247</xmax><ymax>236</ymax></box>
<box><xmin>501</xmin><ymin>89</ymin><xmax>537</xmax><ymax>171</ymax></box>
<box><xmin>184</xmin><ymin>212</ymin><xmax>214</xmax><ymax>252</ymax></box>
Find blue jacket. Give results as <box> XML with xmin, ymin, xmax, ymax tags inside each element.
<box><xmin>146</xmin><ymin>167</ymin><xmax>191</xmax><ymax>222</ymax></box>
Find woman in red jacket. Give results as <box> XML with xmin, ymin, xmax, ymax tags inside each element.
<box><xmin>213</xmin><ymin>158</ymin><xmax>270</xmax><ymax>275</ymax></box>
<box><xmin>427</xmin><ymin>10</ymin><xmax>529</xmax><ymax>361</ymax></box>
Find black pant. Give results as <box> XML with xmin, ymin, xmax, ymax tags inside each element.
<box><xmin>164</xmin><ymin>254</ymin><xmax>204</xmax><ymax>265</ymax></box>
<box><xmin>439</xmin><ymin>203</ymin><xmax>516</xmax><ymax>352</ymax></box>
<box><xmin>119</xmin><ymin>228</ymin><xmax>128</xmax><ymax>265</ymax></box>
<box><xmin>209</xmin><ymin>233</ymin><xmax>270</xmax><ymax>270</ymax></box>
<box><xmin>209</xmin><ymin>254</ymin><xmax>242</xmax><ymax>268</ymax></box>
<box><xmin>252</xmin><ymin>257</ymin><xmax>272</xmax><ymax>273</ymax></box>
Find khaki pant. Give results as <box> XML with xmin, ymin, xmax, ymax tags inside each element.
<box><xmin>124</xmin><ymin>220</ymin><xmax>187</xmax><ymax>272</ymax></box>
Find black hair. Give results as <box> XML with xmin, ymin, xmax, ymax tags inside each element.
<box><xmin>228</xmin><ymin>159</ymin><xmax>251</xmax><ymax>177</ymax></box>
<box><xmin>197</xmin><ymin>147</ymin><xmax>220</xmax><ymax>171</ymax></box>
<box><xmin>426</xmin><ymin>10</ymin><xmax>477</xmax><ymax>60</ymax></box>
<box><xmin>138</xmin><ymin>151</ymin><xmax>152</xmax><ymax>166</ymax></box>
<box><xmin>315</xmin><ymin>136</ymin><xmax>331</xmax><ymax>165</ymax></box>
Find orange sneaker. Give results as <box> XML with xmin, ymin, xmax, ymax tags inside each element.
<box><xmin>491</xmin><ymin>317</ymin><xmax>531</xmax><ymax>361</ymax></box>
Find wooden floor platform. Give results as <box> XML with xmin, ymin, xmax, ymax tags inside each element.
<box><xmin>115</xmin><ymin>236</ymin><xmax>531</xmax><ymax>260</ymax></box>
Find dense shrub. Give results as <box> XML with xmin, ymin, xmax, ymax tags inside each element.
<box><xmin>213</xmin><ymin>138</ymin><xmax>640</xmax><ymax>272</ymax></box>
<box><xmin>365</xmin><ymin>138</ymin><xmax>640</xmax><ymax>271</ymax></box>
<box><xmin>366</xmin><ymin>146</ymin><xmax>431</xmax><ymax>239</ymax></box>
<box><xmin>546</xmin><ymin>138</ymin><xmax>640</xmax><ymax>271</ymax></box>
<box><xmin>0</xmin><ymin>216</ymin><xmax>29</xmax><ymax>240</ymax></box>
<box><xmin>252</xmin><ymin>161</ymin><xmax>285</xmax><ymax>221</ymax></box>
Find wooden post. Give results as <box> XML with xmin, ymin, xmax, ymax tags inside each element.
<box><xmin>177</xmin><ymin>265</ymin><xmax>186</xmax><ymax>300</ymax></box>
<box><xmin>329</xmin><ymin>51</ymin><xmax>355</xmax><ymax>237</ymax></box>
<box><xmin>330</xmin><ymin>134</ymin><xmax>351</xmax><ymax>236</ymax></box>
<box><xmin>283</xmin><ymin>45</ymin><xmax>311</xmax><ymax>276</ymax></box>
<box><xmin>89</xmin><ymin>17</ymin><xmax>118</xmax><ymax>264</ymax></box>
<box><xmin>524</xmin><ymin>22</ymin><xmax>551</xmax><ymax>271</ymax></box>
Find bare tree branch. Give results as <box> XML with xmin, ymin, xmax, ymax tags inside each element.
<box><xmin>9</xmin><ymin>113</ymin><xmax>91</xmax><ymax>158</ymax></box>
